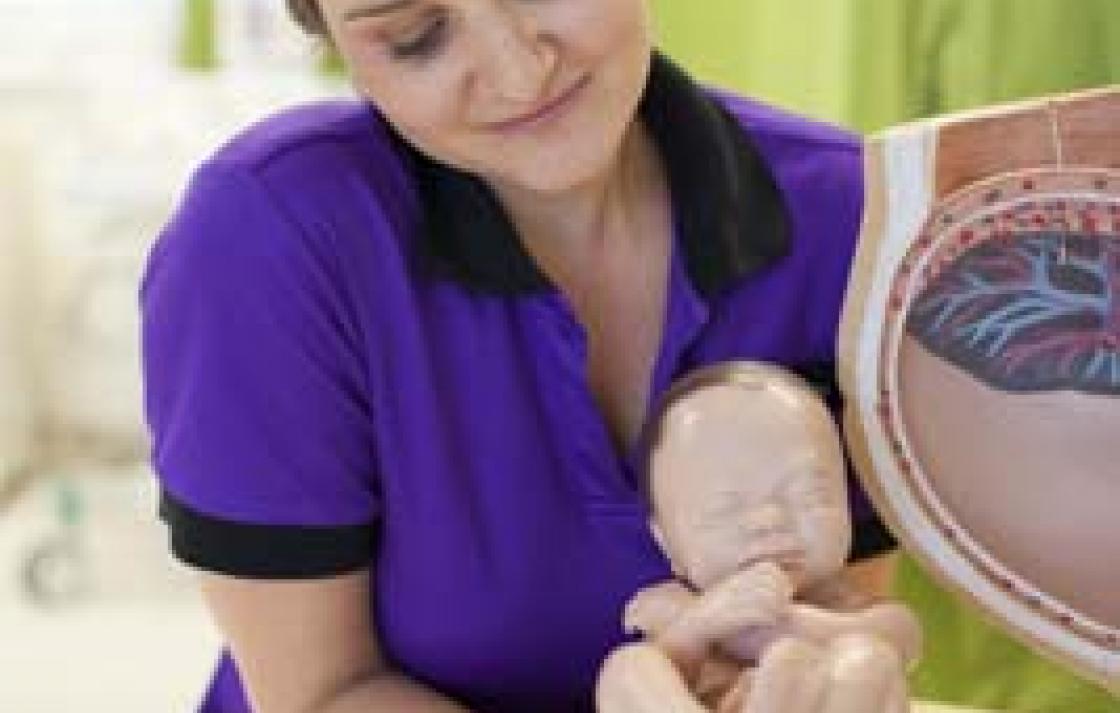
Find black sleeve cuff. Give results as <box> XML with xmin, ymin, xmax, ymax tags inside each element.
<box><xmin>158</xmin><ymin>490</ymin><xmax>377</xmax><ymax>579</ymax></box>
<box><xmin>849</xmin><ymin>515</ymin><xmax>898</xmax><ymax>561</ymax></box>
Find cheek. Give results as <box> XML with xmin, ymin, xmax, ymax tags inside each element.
<box><xmin>798</xmin><ymin>509</ymin><xmax>852</xmax><ymax>569</ymax></box>
<box><xmin>359</xmin><ymin>75</ymin><xmax>471</xmax><ymax>162</ymax></box>
<box><xmin>547</xmin><ymin>0</ymin><xmax>652</xmax><ymax>63</ymax></box>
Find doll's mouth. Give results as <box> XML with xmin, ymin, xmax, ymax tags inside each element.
<box><xmin>738</xmin><ymin>547</ymin><xmax>806</xmax><ymax>575</ymax></box>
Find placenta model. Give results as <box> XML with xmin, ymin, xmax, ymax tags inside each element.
<box><xmin>596</xmin><ymin>362</ymin><xmax>922</xmax><ymax>713</ymax></box>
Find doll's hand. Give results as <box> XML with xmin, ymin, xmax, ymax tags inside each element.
<box><xmin>624</xmin><ymin>580</ymin><xmax>697</xmax><ymax>638</ymax></box>
<box><xmin>693</xmin><ymin>561</ymin><xmax>795</xmax><ymax>642</ymax></box>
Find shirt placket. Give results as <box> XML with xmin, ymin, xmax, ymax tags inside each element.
<box><xmin>528</xmin><ymin>227</ymin><xmax>712</xmax><ymax>511</ymax></box>
<box><xmin>621</xmin><ymin>229</ymin><xmax>711</xmax><ymax>477</ymax></box>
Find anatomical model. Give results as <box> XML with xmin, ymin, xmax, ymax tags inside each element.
<box><xmin>840</xmin><ymin>87</ymin><xmax>1120</xmax><ymax>692</ymax></box>
<box><xmin>596</xmin><ymin>362</ymin><xmax>922</xmax><ymax>713</ymax></box>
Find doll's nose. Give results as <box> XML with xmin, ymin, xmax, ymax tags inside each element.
<box><xmin>744</xmin><ymin>502</ymin><xmax>789</xmax><ymax>534</ymax></box>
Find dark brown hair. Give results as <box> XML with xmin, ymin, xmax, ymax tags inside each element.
<box><xmin>286</xmin><ymin>0</ymin><xmax>329</xmax><ymax>36</ymax></box>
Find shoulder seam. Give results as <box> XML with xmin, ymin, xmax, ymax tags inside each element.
<box><xmin>206</xmin><ymin>102</ymin><xmax>387</xmax><ymax>173</ymax></box>
<box><xmin>705</xmin><ymin>88</ymin><xmax>862</xmax><ymax>154</ymax></box>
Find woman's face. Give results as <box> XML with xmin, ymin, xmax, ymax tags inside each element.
<box><xmin>318</xmin><ymin>0</ymin><xmax>654</xmax><ymax>194</ymax></box>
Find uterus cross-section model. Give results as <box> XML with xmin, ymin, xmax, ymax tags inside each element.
<box><xmin>839</xmin><ymin>86</ymin><xmax>1120</xmax><ymax>694</ymax></box>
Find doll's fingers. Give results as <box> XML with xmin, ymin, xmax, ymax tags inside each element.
<box><xmin>623</xmin><ymin>590</ymin><xmax>668</xmax><ymax>635</ymax></box>
<box><xmin>816</xmin><ymin>633</ymin><xmax>906</xmax><ymax>713</ymax></box>
<box><xmin>741</xmin><ymin>638</ymin><xmax>828</xmax><ymax>713</ymax></box>
<box><xmin>624</xmin><ymin>581</ymin><xmax>694</xmax><ymax>636</ymax></box>
<box><xmin>713</xmin><ymin>668</ymin><xmax>751</xmax><ymax>713</ymax></box>
<box><xmin>700</xmin><ymin>564</ymin><xmax>794</xmax><ymax>639</ymax></box>
<box><xmin>697</xmin><ymin>657</ymin><xmax>745</xmax><ymax>707</ymax></box>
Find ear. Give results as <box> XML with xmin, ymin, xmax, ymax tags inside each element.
<box><xmin>649</xmin><ymin>520</ymin><xmax>667</xmax><ymax>551</ymax></box>
<box><xmin>649</xmin><ymin>520</ymin><xmax>685</xmax><ymax>577</ymax></box>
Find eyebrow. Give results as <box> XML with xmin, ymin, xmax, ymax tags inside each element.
<box><xmin>342</xmin><ymin>0</ymin><xmax>418</xmax><ymax>21</ymax></box>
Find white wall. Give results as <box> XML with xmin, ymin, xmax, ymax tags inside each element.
<box><xmin>0</xmin><ymin>0</ymin><xmax>350</xmax><ymax>472</ymax></box>
<box><xmin>0</xmin><ymin>139</ymin><xmax>38</xmax><ymax>481</ymax></box>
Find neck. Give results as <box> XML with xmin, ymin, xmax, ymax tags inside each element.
<box><xmin>486</xmin><ymin>119</ymin><xmax>661</xmax><ymax>278</ymax></box>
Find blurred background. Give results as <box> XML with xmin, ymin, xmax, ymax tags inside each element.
<box><xmin>0</xmin><ymin>1</ymin><xmax>1117</xmax><ymax>711</ymax></box>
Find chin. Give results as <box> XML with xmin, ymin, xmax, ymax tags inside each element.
<box><xmin>498</xmin><ymin>141</ymin><xmax>624</xmax><ymax>195</ymax></box>
<box><xmin>488</xmin><ymin>109</ymin><xmax>636</xmax><ymax>195</ymax></box>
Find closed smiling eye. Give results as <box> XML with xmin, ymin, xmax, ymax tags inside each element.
<box><xmin>783</xmin><ymin>471</ymin><xmax>838</xmax><ymax>509</ymax></box>
<box><xmin>388</xmin><ymin>13</ymin><xmax>451</xmax><ymax>59</ymax></box>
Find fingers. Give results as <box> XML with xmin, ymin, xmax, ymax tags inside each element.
<box><xmin>696</xmin><ymin>563</ymin><xmax>795</xmax><ymax>641</ymax></box>
<box><xmin>624</xmin><ymin>580</ymin><xmax>695</xmax><ymax>637</ymax></box>
<box><xmin>713</xmin><ymin>669</ymin><xmax>751</xmax><ymax>713</ymax></box>
<box><xmin>696</xmin><ymin>657</ymin><xmax>744</xmax><ymax>707</ymax></box>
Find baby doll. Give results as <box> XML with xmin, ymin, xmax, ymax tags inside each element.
<box><xmin>596</xmin><ymin>362</ymin><xmax>922</xmax><ymax>713</ymax></box>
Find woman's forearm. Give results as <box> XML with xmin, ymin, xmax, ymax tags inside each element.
<box><xmin>312</xmin><ymin>671</ymin><xmax>474</xmax><ymax>713</ymax></box>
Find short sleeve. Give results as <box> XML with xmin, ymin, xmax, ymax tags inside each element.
<box><xmin>140</xmin><ymin>160</ymin><xmax>380</xmax><ymax>579</ymax></box>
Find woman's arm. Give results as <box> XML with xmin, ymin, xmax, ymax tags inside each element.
<box><xmin>199</xmin><ymin>568</ymin><xmax>472</xmax><ymax>713</ymax></box>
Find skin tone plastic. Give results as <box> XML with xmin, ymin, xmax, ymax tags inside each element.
<box><xmin>596</xmin><ymin>362</ymin><xmax>922</xmax><ymax>713</ymax></box>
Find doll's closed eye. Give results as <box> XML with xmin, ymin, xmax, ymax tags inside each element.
<box><xmin>783</xmin><ymin>470</ymin><xmax>839</xmax><ymax>509</ymax></box>
<box><xmin>694</xmin><ymin>490</ymin><xmax>746</xmax><ymax>526</ymax></box>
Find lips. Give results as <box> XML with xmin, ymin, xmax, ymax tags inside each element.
<box><xmin>736</xmin><ymin>532</ymin><xmax>807</xmax><ymax>574</ymax></box>
<box><xmin>738</xmin><ymin>548</ymin><xmax>806</xmax><ymax>573</ymax></box>
<box><xmin>489</xmin><ymin>75</ymin><xmax>589</xmax><ymax>132</ymax></box>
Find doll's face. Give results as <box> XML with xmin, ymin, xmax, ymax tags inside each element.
<box><xmin>648</xmin><ymin>379</ymin><xmax>851</xmax><ymax>591</ymax></box>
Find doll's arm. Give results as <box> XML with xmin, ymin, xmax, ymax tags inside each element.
<box><xmin>624</xmin><ymin>579</ymin><xmax>698</xmax><ymax>638</ymax></box>
<box><xmin>720</xmin><ymin>599</ymin><xmax>922</xmax><ymax>669</ymax></box>
<box><xmin>627</xmin><ymin>562</ymin><xmax>795</xmax><ymax>682</ymax></box>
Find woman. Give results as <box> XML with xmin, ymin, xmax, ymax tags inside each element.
<box><xmin>141</xmin><ymin>1</ymin><xmax>894</xmax><ymax>711</ymax></box>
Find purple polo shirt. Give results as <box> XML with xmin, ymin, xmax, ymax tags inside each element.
<box><xmin>141</xmin><ymin>54</ymin><xmax>891</xmax><ymax>712</ymax></box>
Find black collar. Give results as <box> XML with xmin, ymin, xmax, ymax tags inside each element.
<box><xmin>392</xmin><ymin>51</ymin><xmax>791</xmax><ymax>297</ymax></box>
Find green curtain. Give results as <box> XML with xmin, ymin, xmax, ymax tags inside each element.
<box><xmin>176</xmin><ymin>0</ymin><xmax>344</xmax><ymax>75</ymax></box>
<box><xmin>652</xmin><ymin>1</ymin><xmax>1120</xmax><ymax>710</ymax></box>
<box><xmin>180</xmin><ymin>0</ymin><xmax>217</xmax><ymax>70</ymax></box>
<box><xmin>652</xmin><ymin>0</ymin><xmax>1120</xmax><ymax>131</ymax></box>
<box><xmin>847</xmin><ymin>0</ymin><xmax>1120</xmax><ymax>131</ymax></box>
<box><xmin>651</xmin><ymin>0</ymin><xmax>852</xmax><ymax>125</ymax></box>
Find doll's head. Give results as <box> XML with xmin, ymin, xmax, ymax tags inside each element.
<box><xmin>643</xmin><ymin>362</ymin><xmax>851</xmax><ymax>591</ymax></box>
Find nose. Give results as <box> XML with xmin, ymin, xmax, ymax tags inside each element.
<box><xmin>477</xmin><ymin>6</ymin><xmax>558</xmax><ymax>104</ymax></box>
<box><xmin>743</xmin><ymin>502</ymin><xmax>789</xmax><ymax>535</ymax></box>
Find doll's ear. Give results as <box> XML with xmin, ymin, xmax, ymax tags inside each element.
<box><xmin>649</xmin><ymin>515</ymin><xmax>685</xmax><ymax>577</ymax></box>
<box><xmin>649</xmin><ymin>520</ymin><xmax>667</xmax><ymax>551</ymax></box>
<box><xmin>649</xmin><ymin>521</ymin><xmax>680</xmax><ymax>577</ymax></box>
